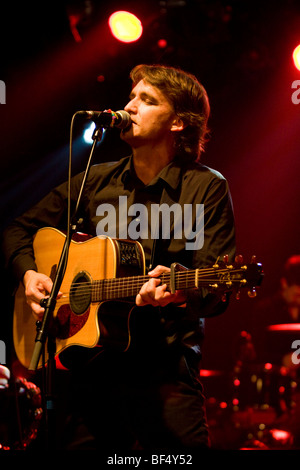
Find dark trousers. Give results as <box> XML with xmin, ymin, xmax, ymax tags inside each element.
<box><xmin>54</xmin><ymin>347</ymin><xmax>209</xmax><ymax>451</ymax></box>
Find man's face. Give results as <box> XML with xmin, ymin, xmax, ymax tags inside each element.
<box><xmin>120</xmin><ymin>79</ymin><xmax>181</xmax><ymax>148</ymax></box>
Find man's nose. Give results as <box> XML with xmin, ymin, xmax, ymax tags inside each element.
<box><xmin>124</xmin><ymin>98</ymin><xmax>137</xmax><ymax>113</ymax></box>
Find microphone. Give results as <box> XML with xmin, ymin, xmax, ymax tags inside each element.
<box><xmin>82</xmin><ymin>109</ymin><xmax>131</xmax><ymax>129</ymax></box>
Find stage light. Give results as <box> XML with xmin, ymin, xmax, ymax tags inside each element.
<box><xmin>108</xmin><ymin>11</ymin><xmax>143</xmax><ymax>43</ymax></box>
<box><xmin>293</xmin><ymin>44</ymin><xmax>300</xmax><ymax>71</ymax></box>
<box><xmin>157</xmin><ymin>39</ymin><xmax>168</xmax><ymax>49</ymax></box>
<box><xmin>83</xmin><ymin>122</ymin><xmax>96</xmax><ymax>143</ymax></box>
<box><xmin>219</xmin><ymin>402</ymin><xmax>227</xmax><ymax>409</ymax></box>
<box><xmin>269</xmin><ymin>428</ymin><xmax>293</xmax><ymax>445</ymax></box>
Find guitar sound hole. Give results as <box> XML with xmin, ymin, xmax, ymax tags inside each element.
<box><xmin>70</xmin><ymin>271</ymin><xmax>92</xmax><ymax>315</ymax></box>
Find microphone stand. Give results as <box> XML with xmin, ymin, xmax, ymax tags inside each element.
<box><xmin>28</xmin><ymin>123</ymin><xmax>106</xmax><ymax>449</ymax></box>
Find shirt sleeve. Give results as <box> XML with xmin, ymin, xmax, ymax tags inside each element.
<box><xmin>2</xmin><ymin>176</ymin><xmax>82</xmax><ymax>283</ymax></box>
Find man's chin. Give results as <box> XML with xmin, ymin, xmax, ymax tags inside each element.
<box><xmin>120</xmin><ymin>126</ymin><xmax>133</xmax><ymax>141</ymax></box>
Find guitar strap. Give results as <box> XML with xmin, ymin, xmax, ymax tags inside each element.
<box><xmin>148</xmin><ymin>219</ymin><xmax>158</xmax><ymax>272</ymax></box>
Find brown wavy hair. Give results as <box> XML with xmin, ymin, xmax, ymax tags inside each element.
<box><xmin>130</xmin><ymin>64</ymin><xmax>210</xmax><ymax>162</ymax></box>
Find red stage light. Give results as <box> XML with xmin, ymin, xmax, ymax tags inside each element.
<box><xmin>267</xmin><ymin>323</ymin><xmax>300</xmax><ymax>331</ymax></box>
<box><xmin>293</xmin><ymin>45</ymin><xmax>300</xmax><ymax>71</ymax></box>
<box><xmin>269</xmin><ymin>428</ymin><xmax>292</xmax><ymax>444</ymax></box>
<box><xmin>108</xmin><ymin>11</ymin><xmax>143</xmax><ymax>43</ymax></box>
<box><xmin>199</xmin><ymin>369</ymin><xmax>222</xmax><ymax>377</ymax></box>
<box><xmin>219</xmin><ymin>401</ymin><xmax>228</xmax><ymax>409</ymax></box>
<box><xmin>157</xmin><ymin>39</ymin><xmax>168</xmax><ymax>49</ymax></box>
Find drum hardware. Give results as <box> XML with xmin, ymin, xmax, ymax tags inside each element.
<box><xmin>0</xmin><ymin>369</ymin><xmax>43</xmax><ymax>451</ymax></box>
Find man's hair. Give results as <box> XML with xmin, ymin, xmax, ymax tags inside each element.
<box><xmin>283</xmin><ymin>255</ymin><xmax>300</xmax><ymax>286</ymax></box>
<box><xmin>129</xmin><ymin>64</ymin><xmax>210</xmax><ymax>162</ymax></box>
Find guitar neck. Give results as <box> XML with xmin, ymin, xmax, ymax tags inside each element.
<box><xmin>91</xmin><ymin>270</ymin><xmax>198</xmax><ymax>302</ymax></box>
<box><xmin>89</xmin><ymin>260</ymin><xmax>262</xmax><ymax>303</ymax></box>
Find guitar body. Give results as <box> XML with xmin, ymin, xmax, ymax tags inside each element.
<box><xmin>13</xmin><ymin>227</ymin><xmax>145</xmax><ymax>369</ymax></box>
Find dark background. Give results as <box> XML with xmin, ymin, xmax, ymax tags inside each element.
<box><xmin>0</xmin><ymin>0</ymin><xmax>300</xmax><ymax>377</ymax></box>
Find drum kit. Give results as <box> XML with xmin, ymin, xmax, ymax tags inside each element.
<box><xmin>203</xmin><ymin>324</ymin><xmax>300</xmax><ymax>450</ymax></box>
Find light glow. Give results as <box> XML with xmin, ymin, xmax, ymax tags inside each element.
<box><xmin>293</xmin><ymin>45</ymin><xmax>300</xmax><ymax>71</ymax></box>
<box><xmin>264</xmin><ymin>362</ymin><xmax>273</xmax><ymax>370</ymax></box>
<box><xmin>267</xmin><ymin>323</ymin><xmax>300</xmax><ymax>331</ymax></box>
<box><xmin>83</xmin><ymin>123</ymin><xmax>96</xmax><ymax>143</ymax></box>
<box><xmin>270</xmin><ymin>428</ymin><xmax>292</xmax><ymax>444</ymax></box>
<box><xmin>108</xmin><ymin>11</ymin><xmax>143</xmax><ymax>43</ymax></box>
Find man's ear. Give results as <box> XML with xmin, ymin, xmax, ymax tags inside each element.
<box><xmin>171</xmin><ymin>116</ymin><xmax>186</xmax><ymax>132</ymax></box>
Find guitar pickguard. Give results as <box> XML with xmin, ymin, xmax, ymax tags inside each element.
<box><xmin>54</xmin><ymin>304</ymin><xmax>90</xmax><ymax>340</ymax></box>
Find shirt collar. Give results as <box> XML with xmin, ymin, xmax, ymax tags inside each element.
<box><xmin>120</xmin><ymin>156</ymin><xmax>132</xmax><ymax>184</ymax></box>
<box><xmin>121</xmin><ymin>155</ymin><xmax>182</xmax><ymax>190</ymax></box>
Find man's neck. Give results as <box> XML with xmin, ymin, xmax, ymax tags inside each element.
<box><xmin>132</xmin><ymin>145</ymin><xmax>175</xmax><ymax>185</ymax></box>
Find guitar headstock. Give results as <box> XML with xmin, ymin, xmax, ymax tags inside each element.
<box><xmin>202</xmin><ymin>255</ymin><xmax>264</xmax><ymax>299</ymax></box>
<box><xmin>233</xmin><ymin>255</ymin><xmax>264</xmax><ymax>299</ymax></box>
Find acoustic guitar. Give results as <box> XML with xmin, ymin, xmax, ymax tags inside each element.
<box><xmin>13</xmin><ymin>227</ymin><xmax>263</xmax><ymax>369</ymax></box>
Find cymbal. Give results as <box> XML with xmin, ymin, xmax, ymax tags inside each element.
<box><xmin>267</xmin><ymin>323</ymin><xmax>300</xmax><ymax>332</ymax></box>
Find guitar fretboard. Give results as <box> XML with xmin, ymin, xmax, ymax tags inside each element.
<box><xmin>91</xmin><ymin>271</ymin><xmax>198</xmax><ymax>301</ymax></box>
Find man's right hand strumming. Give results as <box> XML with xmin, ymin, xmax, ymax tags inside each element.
<box><xmin>23</xmin><ymin>270</ymin><xmax>54</xmax><ymax>320</ymax></box>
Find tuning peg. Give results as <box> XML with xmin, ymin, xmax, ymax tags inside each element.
<box><xmin>222</xmin><ymin>293</ymin><xmax>228</xmax><ymax>302</ymax></box>
<box><xmin>213</xmin><ymin>257</ymin><xmax>220</xmax><ymax>268</ymax></box>
<box><xmin>223</xmin><ymin>254</ymin><xmax>229</xmax><ymax>264</ymax></box>
<box><xmin>235</xmin><ymin>255</ymin><xmax>243</xmax><ymax>265</ymax></box>
<box><xmin>251</xmin><ymin>255</ymin><xmax>257</xmax><ymax>264</ymax></box>
<box><xmin>248</xmin><ymin>288</ymin><xmax>257</xmax><ymax>298</ymax></box>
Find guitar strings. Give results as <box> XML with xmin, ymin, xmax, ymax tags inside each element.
<box><xmin>66</xmin><ymin>267</ymin><xmax>244</xmax><ymax>291</ymax></box>
<box><xmin>67</xmin><ymin>268</ymin><xmax>244</xmax><ymax>292</ymax></box>
<box><xmin>53</xmin><ymin>267</ymin><xmax>247</xmax><ymax>304</ymax></box>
